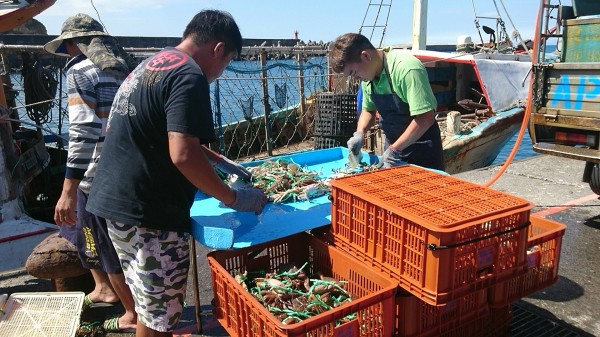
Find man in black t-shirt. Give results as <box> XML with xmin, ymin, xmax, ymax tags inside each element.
<box><xmin>86</xmin><ymin>10</ymin><xmax>268</xmax><ymax>336</ymax></box>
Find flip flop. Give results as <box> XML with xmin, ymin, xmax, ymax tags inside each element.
<box><xmin>102</xmin><ymin>315</ymin><xmax>136</xmax><ymax>333</ymax></box>
<box><xmin>82</xmin><ymin>294</ymin><xmax>120</xmax><ymax>311</ymax></box>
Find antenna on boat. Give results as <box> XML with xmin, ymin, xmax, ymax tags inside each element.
<box><xmin>89</xmin><ymin>0</ymin><xmax>110</xmax><ymax>34</ymax></box>
<box><xmin>358</xmin><ymin>0</ymin><xmax>392</xmax><ymax>48</ymax></box>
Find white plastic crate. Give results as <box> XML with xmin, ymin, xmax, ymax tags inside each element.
<box><xmin>0</xmin><ymin>292</ymin><xmax>84</xmax><ymax>337</ymax></box>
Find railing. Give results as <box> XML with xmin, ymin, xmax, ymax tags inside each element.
<box><xmin>211</xmin><ymin>47</ymin><xmax>329</xmax><ymax>159</ymax></box>
<box><xmin>0</xmin><ymin>45</ymin><xmax>331</xmax><ymax>161</ymax></box>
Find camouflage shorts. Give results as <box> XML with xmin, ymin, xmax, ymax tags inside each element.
<box><xmin>106</xmin><ymin>220</ymin><xmax>190</xmax><ymax>332</ymax></box>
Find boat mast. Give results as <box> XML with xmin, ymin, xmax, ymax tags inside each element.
<box><xmin>359</xmin><ymin>1</ymin><xmax>392</xmax><ymax>48</ymax></box>
<box><xmin>412</xmin><ymin>0</ymin><xmax>428</xmax><ymax>50</ymax></box>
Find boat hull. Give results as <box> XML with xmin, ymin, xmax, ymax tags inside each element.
<box><xmin>362</xmin><ymin>107</ymin><xmax>525</xmax><ymax>174</ymax></box>
<box><xmin>443</xmin><ymin>107</ymin><xmax>525</xmax><ymax>174</ymax></box>
<box><xmin>0</xmin><ymin>216</ymin><xmax>55</xmax><ymax>272</ymax></box>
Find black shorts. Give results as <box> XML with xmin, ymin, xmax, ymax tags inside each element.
<box><xmin>76</xmin><ymin>189</ymin><xmax>123</xmax><ymax>274</ymax></box>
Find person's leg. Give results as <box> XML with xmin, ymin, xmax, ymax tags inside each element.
<box><xmin>80</xmin><ymin>189</ymin><xmax>136</xmax><ymax>329</ymax></box>
<box><xmin>75</xmin><ymin>190</ymin><xmax>118</xmax><ymax>304</ymax></box>
<box><xmin>87</xmin><ymin>269</ymin><xmax>119</xmax><ymax>304</ymax></box>
<box><xmin>106</xmin><ymin>272</ymin><xmax>136</xmax><ymax>330</ymax></box>
<box><xmin>135</xmin><ymin>322</ymin><xmax>172</xmax><ymax>337</ymax></box>
<box><xmin>107</xmin><ymin>220</ymin><xmax>190</xmax><ymax>335</ymax></box>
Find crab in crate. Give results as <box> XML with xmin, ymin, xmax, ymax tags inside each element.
<box><xmin>226</xmin><ymin>157</ymin><xmax>382</xmax><ymax>203</ymax></box>
<box><xmin>244</xmin><ymin>160</ymin><xmax>329</xmax><ymax>203</ymax></box>
<box><xmin>233</xmin><ymin>262</ymin><xmax>355</xmax><ymax>325</ymax></box>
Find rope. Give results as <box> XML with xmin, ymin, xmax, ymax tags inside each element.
<box><xmin>483</xmin><ymin>33</ymin><xmax>536</xmax><ymax>187</ymax></box>
<box><xmin>226</xmin><ymin>62</ymin><xmax>324</xmax><ymax>74</ymax></box>
<box><xmin>498</xmin><ymin>0</ymin><xmax>531</xmax><ymax>53</ymax></box>
<box><xmin>0</xmin><ymin>117</ymin><xmax>68</xmax><ymax>141</ymax></box>
<box><xmin>491</xmin><ymin>0</ymin><xmax>512</xmax><ymax>49</ymax></box>
<box><xmin>21</xmin><ymin>54</ymin><xmax>58</xmax><ymax>125</ymax></box>
<box><xmin>471</xmin><ymin>0</ymin><xmax>486</xmax><ymax>47</ymax></box>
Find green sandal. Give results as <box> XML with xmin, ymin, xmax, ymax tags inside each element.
<box><xmin>102</xmin><ymin>315</ymin><xmax>136</xmax><ymax>333</ymax></box>
<box><xmin>82</xmin><ymin>294</ymin><xmax>120</xmax><ymax>311</ymax></box>
<box><xmin>78</xmin><ymin>321</ymin><xmax>105</xmax><ymax>337</ymax></box>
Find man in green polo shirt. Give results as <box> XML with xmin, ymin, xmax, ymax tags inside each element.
<box><xmin>330</xmin><ymin>33</ymin><xmax>444</xmax><ymax>171</ymax></box>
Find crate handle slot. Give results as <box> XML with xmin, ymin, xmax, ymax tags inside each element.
<box><xmin>426</xmin><ymin>221</ymin><xmax>531</xmax><ymax>250</ymax></box>
<box><xmin>247</xmin><ymin>248</ymin><xmax>266</xmax><ymax>260</ymax></box>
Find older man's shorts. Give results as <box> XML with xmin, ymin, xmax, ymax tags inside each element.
<box><xmin>75</xmin><ymin>189</ymin><xmax>123</xmax><ymax>273</ymax></box>
<box><xmin>106</xmin><ymin>220</ymin><xmax>190</xmax><ymax>332</ymax></box>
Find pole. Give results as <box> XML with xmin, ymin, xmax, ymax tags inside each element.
<box><xmin>214</xmin><ymin>79</ymin><xmax>225</xmax><ymax>155</ymax></box>
<box><xmin>57</xmin><ymin>67</ymin><xmax>64</xmax><ymax>148</ymax></box>
<box><xmin>189</xmin><ymin>236</ymin><xmax>203</xmax><ymax>334</ymax></box>
<box><xmin>260</xmin><ymin>49</ymin><xmax>273</xmax><ymax>156</ymax></box>
<box><xmin>412</xmin><ymin>0</ymin><xmax>428</xmax><ymax>50</ymax></box>
<box><xmin>0</xmin><ymin>54</ymin><xmax>18</xmax><ymax>203</ymax></box>
<box><xmin>297</xmin><ymin>50</ymin><xmax>305</xmax><ymax>125</ymax></box>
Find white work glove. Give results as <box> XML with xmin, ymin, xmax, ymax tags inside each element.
<box><xmin>347</xmin><ymin>131</ymin><xmax>364</xmax><ymax>155</ymax></box>
<box><xmin>215</xmin><ymin>155</ymin><xmax>252</xmax><ymax>181</ymax></box>
<box><xmin>226</xmin><ymin>187</ymin><xmax>269</xmax><ymax>214</ymax></box>
<box><xmin>381</xmin><ymin>146</ymin><xmax>407</xmax><ymax>168</ymax></box>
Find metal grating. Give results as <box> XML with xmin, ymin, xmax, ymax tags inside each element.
<box><xmin>511</xmin><ymin>302</ymin><xmax>583</xmax><ymax>337</ymax></box>
<box><xmin>0</xmin><ymin>292</ymin><xmax>84</xmax><ymax>337</ymax></box>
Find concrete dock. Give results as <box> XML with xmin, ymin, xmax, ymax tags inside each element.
<box><xmin>1</xmin><ymin>153</ymin><xmax>599</xmax><ymax>336</ymax></box>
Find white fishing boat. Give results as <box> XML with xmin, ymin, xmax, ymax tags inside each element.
<box><xmin>414</xmin><ymin>49</ymin><xmax>530</xmax><ymax>174</ymax></box>
<box><xmin>0</xmin><ymin>0</ymin><xmax>56</xmax><ymax>273</ymax></box>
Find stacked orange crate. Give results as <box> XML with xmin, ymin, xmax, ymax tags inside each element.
<box><xmin>329</xmin><ymin>165</ymin><xmax>533</xmax><ymax>305</ymax></box>
<box><xmin>444</xmin><ymin>305</ymin><xmax>512</xmax><ymax>337</ymax></box>
<box><xmin>488</xmin><ymin>215</ymin><xmax>566</xmax><ymax>307</ymax></box>
<box><xmin>394</xmin><ymin>288</ymin><xmax>489</xmax><ymax>336</ymax></box>
<box><xmin>328</xmin><ymin>165</ymin><xmax>534</xmax><ymax>335</ymax></box>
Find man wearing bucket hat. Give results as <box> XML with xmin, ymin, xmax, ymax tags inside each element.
<box><xmin>47</xmin><ymin>13</ymin><xmax>137</xmax><ymax>333</ymax></box>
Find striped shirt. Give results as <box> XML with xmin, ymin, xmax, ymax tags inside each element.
<box><xmin>65</xmin><ymin>54</ymin><xmax>126</xmax><ymax>194</ymax></box>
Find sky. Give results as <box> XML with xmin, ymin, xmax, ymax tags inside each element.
<box><xmin>34</xmin><ymin>0</ymin><xmax>547</xmax><ymax>46</ymax></box>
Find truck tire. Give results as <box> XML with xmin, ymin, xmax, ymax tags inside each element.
<box><xmin>589</xmin><ymin>163</ymin><xmax>600</xmax><ymax>195</ymax></box>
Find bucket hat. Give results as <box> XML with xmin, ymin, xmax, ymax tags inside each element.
<box><xmin>43</xmin><ymin>13</ymin><xmax>108</xmax><ymax>56</ymax></box>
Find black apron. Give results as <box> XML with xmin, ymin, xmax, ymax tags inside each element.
<box><xmin>370</xmin><ymin>54</ymin><xmax>444</xmax><ymax>170</ymax></box>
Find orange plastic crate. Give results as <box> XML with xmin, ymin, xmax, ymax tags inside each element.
<box><xmin>447</xmin><ymin>305</ymin><xmax>512</xmax><ymax>337</ymax></box>
<box><xmin>437</xmin><ymin>304</ymin><xmax>511</xmax><ymax>337</ymax></box>
<box><xmin>208</xmin><ymin>232</ymin><xmax>397</xmax><ymax>337</ymax></box>
<box><xmin>395</xmin><ymin>288</ymin><xmax>489</xmax><ymax>337</ymax></box>
<box><xmin>329</xmin><ymin>165</ymin><xmax>533</xmax><ymax>306</ymax></box>
<box><xmin>488</xmin><ymin>215</ymin><xmax>566</xmax><ymax>307</ymax></box>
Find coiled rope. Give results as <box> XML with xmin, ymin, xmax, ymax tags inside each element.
<box><xmin>21</xmin><ymin>53</ymin><xmax>58</xmax><ymax>125</ymax></box>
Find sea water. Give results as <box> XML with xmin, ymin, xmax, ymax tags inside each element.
<box><xmin>493</xmin><ymin>130</ymin><xmax>538</xmax><ymax>165</ymax></box>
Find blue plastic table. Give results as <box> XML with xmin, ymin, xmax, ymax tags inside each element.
<box><xmin>189</xmin><ymin>147</ymin><xmax>379</xmax><ymax>249</ymax></box>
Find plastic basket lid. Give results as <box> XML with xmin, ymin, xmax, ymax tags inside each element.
<box><xmin>0</xmin><ymin>292</ymin><xmax>84</xmax><ymax>337</ymax></box>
